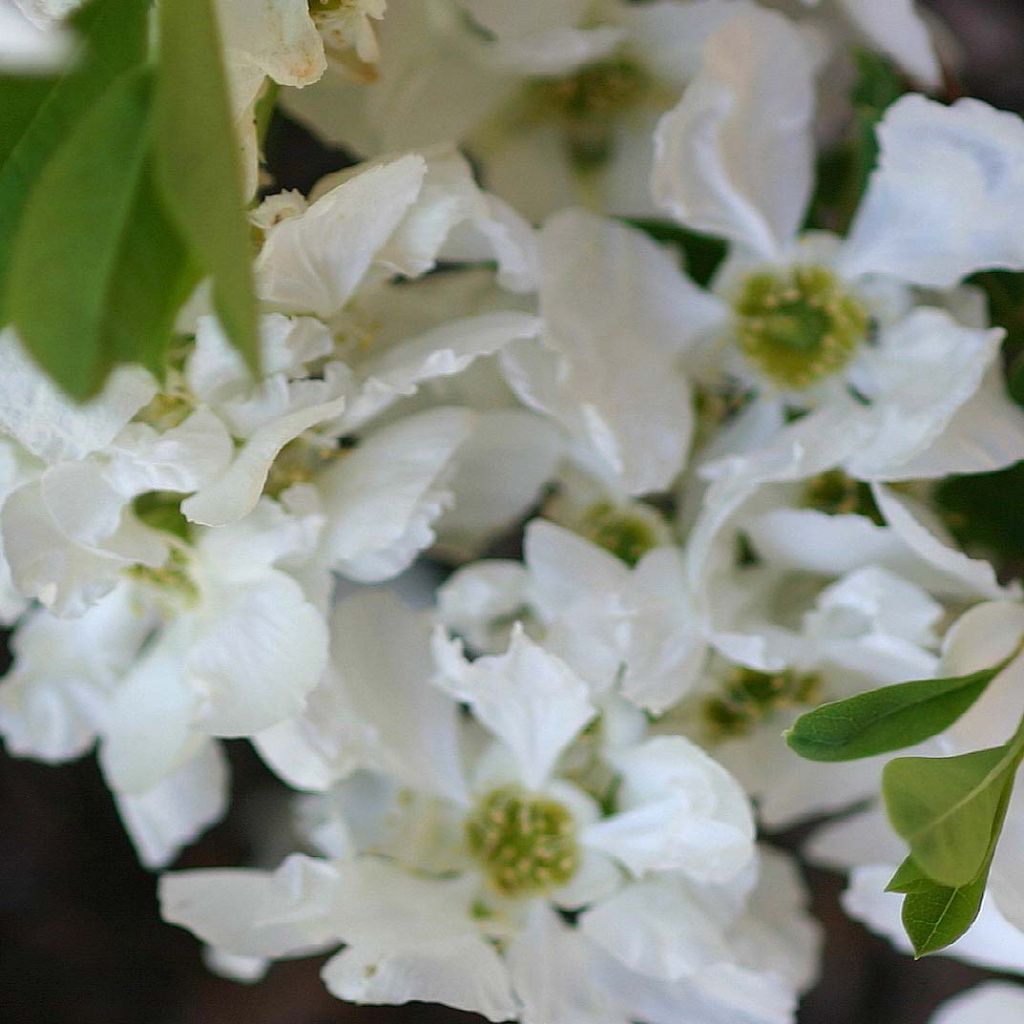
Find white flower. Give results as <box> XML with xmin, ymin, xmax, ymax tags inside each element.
<box><xmin>674</xmin><ymin>565</ymin><xmax>942</xmax><ymax>828</ymax></box>
<box><xmin>651</xmin><ymin>8</ymin><xmax>1024</xmax><ymax>481</ymax></box>
<box><xmin>930</xmin><ymin>983</ymin><xmax>1024</xmax><ymax>1024</ymax></box>
<box><xmin>0</xmin><ymin>0</ymin><xmax>72</xmax><ymax>71</ymax></box>
<box><xmin>791</xmin><ymin>0</ymin><xmax>941</xmax><ymax>89</ymax></box>
<box><xmin>0</xmin><ymin>330</ymin><xmax>235</xmax><ymax>617</ymax></box>
<box><xmin>440</xmin><ymin>517</ymin><xmax>706</xmax><ymax>713</ymax></box>
<box><xmin>283</xmin><ymin>0</ymin><xmax>754</xmax><ymax>220</ymax></box>
<box><xmin>160</xmin><ymin>592</ymin><xmax>786</xmax><ymax>1023</ymax></box>
<box><xmin>0</xmin><ymin>497</ymin><xmax>329</xmax><ymax>867</ymax></box>
<box><xmin>501</xmin><ymin>209</ymin><xmax>709</xmax><ymax>495</ymax></box>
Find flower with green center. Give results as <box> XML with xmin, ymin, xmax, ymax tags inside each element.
<box><xmin>465</xmin><ymin>786</ymin><xmax>579</xmax><ymax>899</ymax></box>
<box><xmin>734</xmin><ymin>266</ymin><xmax>868</xmax><ymax>390</ymax></box>
<box><xmin>578</xmin><ymin>501</ymin><xmax>666</xmax><ymax>567</ymax></box>
<box><xmin>124</xmin><ymin>547</ymin><xmax>200</xmax><ymax>605</ymax></box>
<box><xmin>802</xmin><ymin>469</ymin><xmax>883</xmax><ymax>525</ymax></box>
<box><xmin>526</xmin><ymin>57</ymin><xmax>653</xmax><ymax>169</ymax></box>
<box><xmin>704</xmin><ymin>666</ymin><xmax>823</xmax><ymax>740</ymax></box>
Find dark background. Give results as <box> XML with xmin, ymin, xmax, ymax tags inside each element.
<box><xmin>3</xmin><ymin>2</ymin><xmax>1024</xmax><ymax>1021</ymax></box>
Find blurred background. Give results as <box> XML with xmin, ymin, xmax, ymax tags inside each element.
<box><xmin>4</xmin><ymin>2</ymin><xmax>1024</xmax><ymax>1022</ymax></box>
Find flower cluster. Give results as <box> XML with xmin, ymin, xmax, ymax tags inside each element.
<box><xmin>5</xmin><ymin>0</ymin><xmax>1024</xmax><ymax>1020</ymax></box>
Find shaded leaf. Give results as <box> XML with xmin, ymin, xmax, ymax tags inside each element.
<box><xmin>154</xmin><ymin>0</ymin><xmax>259</xmax><ymax>371</ymax></box>
<box><xmin>884</xmin><ymin>744</ymin><xmax>1020</xmax><ymax>887</ymax></box>
<box><xmin>6</xmin><ymin>68</ymin><xmax>155</xmax><ymax>397</ymax></box>
<box><xmin>0</xmin><ymin>0</ymin><xmax>151</xmax><ymax>317</ymax></box>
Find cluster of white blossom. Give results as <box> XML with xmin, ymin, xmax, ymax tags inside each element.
<box><xmin>6</xmin><ymin>0</ymin><xmax>1024</xmax><ymax>1021</ymax></box>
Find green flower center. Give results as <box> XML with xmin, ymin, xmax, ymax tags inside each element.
<box><xmin>264</xmin><ymin>438</ymin><xmax>350</xmax><ymax>497</ymax></box>
<box><xmin>527</xmin><ymin>57</ymin><xmax>652</xmax><ymax>169</ymax></box>
<box><xmin>734</xmin><ymin>266</ymin><xmax>868</xmax><ymax>390</ymax></box>
<box><xmin>704</xmin><ymin>666</ymin><xmax>823</xmax><ymax>740</ymax></box>
<box><xmin>124</xmin><ymin>547</ymin><xmax>199</xmax><ymax>603</ymax></box>
<box><xmin>579</xmin><ymin>502</ymin><xmax>663</xmax><ymax>567</ymax></box>
<box><xmin>465</xmin><ymin>787</ymin><xmax>578</xmax><ymax>898</ymax></box>
<box><xmin>802</xmin><ymin>469</ymin><xmax>883</xmax><ymax>525</ymax></box>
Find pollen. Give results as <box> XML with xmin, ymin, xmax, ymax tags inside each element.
<box><xmin>578</xmin><ymin>501</ymin><xmax>664</xmax><ymax>567</ymax></box>
<box><xmin>465</xmin><ymin>787</ymin><xmax>579</xmax><ymax>899</ymax></box>
<box><xmin>704</xmin><ymin>666</ymin><xmax>824</xmax><ymax>740</ymax></box>
<box><xmin>733</xmin><ymin>266</ymin><xmax>868</xmax><ymax>390</ymax></box>
<box><xmin>802</xmin><ymin>469</ymin><xmax>884</xmax><ymax>525</ymax></box>
<box><xmin>527</xmin><ymin>57</ymin><xmax>652</xmax><ymax>169</ymax></box>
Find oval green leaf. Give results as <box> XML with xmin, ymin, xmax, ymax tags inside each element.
<box><xmin>786</xmin><ymin>665</ymin><xmax>1001</xmax><ymax>763</ymax></box>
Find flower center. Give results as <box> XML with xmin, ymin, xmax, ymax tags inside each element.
<box><xmin>704</xmin><ymin>666</ymin><xmax>823</xmax><ymax>740</ymax></box>
<box><xmin>465</xmin><ymin>787</ymin><xmax>578</xmax><ymax>898</ymax></box>
<box><xmin>264</xmin><ymin>437</ymin><xmax>350</xmax><ymax>498</ymax></box>
<box><xmin>734</xmin><ymin>266</ymin><xmax>868</xmax><ymax>390</ymax></box>
<box><xmin>802</xmin><ymin>470</ymin><xmax>883</xmax><ymax>525</ymax></box>
<box><xmin>527</xmin><ymin>57</ymin><xmax>652</xmax><ymax>169</ymax></box>
<box><xmin>578</xmin><ymin>501</ymin><xmax>664</xmax><ymax>567</ymax></box>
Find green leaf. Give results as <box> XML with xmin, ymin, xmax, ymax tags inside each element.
<box><xmin>0</xmin><ymin>75</ymin><xmax>58</xmax><ymax>166</ymax></box>
<box><xmin>884</xmin><ymin>743</ymin><xmax>1021</xmax><ymax>887</ymax></box>
<box><xmin>0</xmin><ymin>0</ymin><xmax>151</xmax><ymax>318</ymax></box>
<box><xmin>895</xmin><ymin>859</ymin><xmax>989</xmax><ymax>958</ymax></box>
<box><xmin>785</xmin><ymin>666</ymin><xmax>1002</xmax><ymax>762</ymax></box>
<box><xmin>103</xmin><ymin>158</ymin><xmax>200</xmax><ymax>378</ymax></box>
<box><xmin>6</xmin><ymin>69</ymin><xmax>155</xmax><ymax>397</ymax></box>
<box><xmin>154</xmin><ymin>0</ymin><xmax>259</xmax><ymax>371</ymax></box>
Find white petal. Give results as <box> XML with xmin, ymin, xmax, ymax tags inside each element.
<box><xmin>0</xmin><ymin>0</ymin><xmax>71</xmax><ymax>71</ymax></box>
<box><xmin>181</xmin><ymin>394</ymin><xmax>347</xmax><ymax>526</ymax></box>
<box><xmin>189</xmin><ymin>570</ymin><xmax>328</xmax><ymax>737</ymax></box>
<box><xmin>104</xmin><ymin>409</ymin><xmax>235</xmax><ymax>496</ymax></box>
<box><xmin>0</xmin><ymin>328</ymin><xmax>155</xmax><ymax>462</ymax></box>
<box><xmin>583</xmin><ymin>736</ymin><xmax>755</xmax><ymax>883</ymax></box>
<box><xmin>620</xmin><ymin>549</ymin><xmax>708</xmax><ymax>713</ymax></box>
<box><xmin>939</xmin><ymin>602</ymin><xmax>1024</xmax><ymax>755</ymax></box>
<box><xmin>0</xmin><ymin>587</ymin><xmax>152</xmax><ymax>761</ymax></box>
<box><xmin>524</xmin><ymin>518</ymin><xmax>628</xmax><ymax>623</ymax></box>
<box><xmin>836</xmin><ymin>0</ymin><xmax>940</xmax><ymax>87</ymax></box>
<box><xmin>458</xmin><ymin>0</ymin><xmax>590</xmax><ymax>39</ymax></box>
<box><xmin>100</xmin><ymin>626</ymin><xmax>204</xmax><ymax>794</ymax></box>
<box><xmin>434</xmin><ymin>411</ymin><xmax>566</xmax><ymax>561</ymax></box>
<box><xmin>505</xmin><ymin>210</ymin><xmax>701</xmax><ymax>494</ymax></box>
<box><xmin>581</xmin><ymin>877</ymin><xmax>732</xmax><ymax>981</ymax></box>
<box><xmin>322</xmin><ymin>938</ymin><xmax>515</xmax><ymax>1023</ymax></box>
<box><xmin>505</xmin><ymin>901</ymin><xmax>625</xmax><ymax>1024</ymax></box>
<box><xmin>433</xmin><ymin>624</ymin><xmax>596</xmax><ymax>789</ymax></box>
<box><xmin>257</xmin><ymin>155</ymin><xmax>427</xmax><ymax>318</ymax></box>
<box><xmin>319</xmin><ymin>407</ymin><xmax>475</xmax><ymax>582</ymax></box>
<box><xmin>650</xmin><ymin>8</ymin><xmax>817</xmax><ymax>258</ymax></box>
<box><xmin>328</xmin><ymin>591</ymin><xmax>467</xmax><ymax>801</ymax></box>
<box><xmin>872</xmin><ymin>484</ymin><xmax>1017</xmax><ymax>601</ymax></box>
<box><xmin>115</xmin><ymin>740</ymin><xmax>229</xmax><ymax>869</ymax></box>
<box><xmin>841</xmin><ymin>97</ymin><xmax>1024</xmax><ymax>287</ymax></box>
<box><xmin>160</xmin><ymin>853</ymin><xmax>341</xmax><ymax>958</ymax></box>
<box><xmin>932</xmin><ymin>984</ymin><xmax>1024</xmax><ymax>1024</ymax></box>
<box><xmin>348</xmin><ymin>312</ymin><xmax>541</xmax><ymax>428</ymax></box>
<box><xmin>2</xmin><ymin>479</ymin><xmax>163</xmax><ymax>617</ymax></box>
<box><xmin>846</xmin><ymin>310</ymin><xmax>1005</xmax><ymax>479</ymax></box>
<box><xmin>216</xmin><ymin>0</ymin><xmax>325</xmax><ymax>87</ymax></box>
<box><xmin>438</xmin><ymin>560</ymin><xmax>531</xmax><ymax>653</ymax></box>
<box><xmin>878</xmin><ymin>365</ymin><xmax>1024</xmax><ymax>479</ymax></box>
<box><xmin>187</xmin><ymin>313</ymin><xmax>334</xmax><ymax>405</ymax></box>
